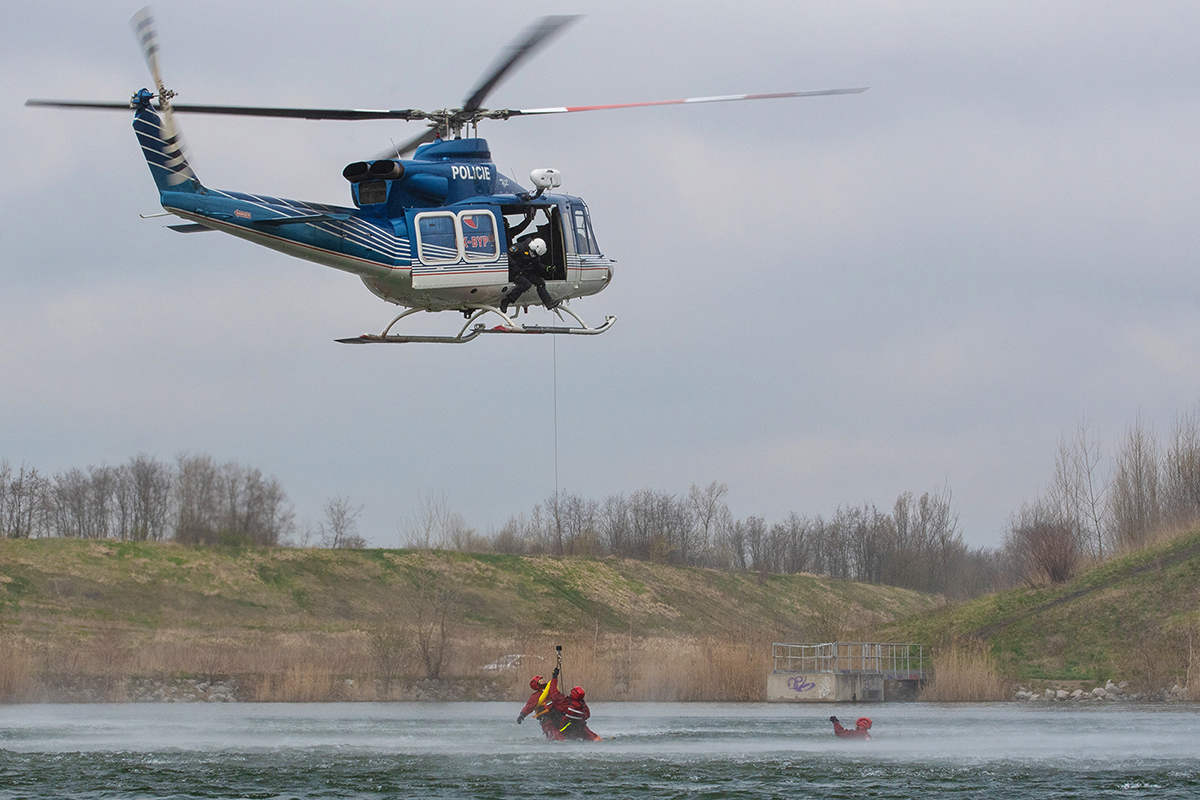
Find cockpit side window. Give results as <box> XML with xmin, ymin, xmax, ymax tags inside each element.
<box><xmin>572</xmin><ymin>204</ymin><xmax>598</xmax><ymax>255</ymax></box>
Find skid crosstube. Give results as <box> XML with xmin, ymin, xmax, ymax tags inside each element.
<box><xmin>336</xmin><ymin>305</ymin><xmax>615</xmax><ymax>344</ymax></box>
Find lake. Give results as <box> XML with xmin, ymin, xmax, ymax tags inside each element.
<box><xmin>1</xmin><ymin>701</ymin><xmax>1197</xmax><ymax>798</ymax></box>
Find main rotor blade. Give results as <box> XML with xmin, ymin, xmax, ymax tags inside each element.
<box><xmin>506</xmin><ymin>87</ymin><xmax>869</xmax><ymax>117</ymax></box>
<box><xmin>25</xmin><ymin>98</ymin><xmax>425</xmax><ymax>121</ymax></box>
<box><xmin>374</xmin><ymin>126</ymin><xmax>439</xmax><ymax>161</ymax></box>
<box><xmin>25</xmin><ymin>99</ymin><xmax>134</xmax><ymax>111</ymax></box>
<box><xmin>462</xmin><ymin>15</ymin><xmax>580</xmax><ymax>112</ymax></box>
<box><xmin>165</xmin><ymin>104</ymin><xmax>424</xmax><ymax>121</ymax></box>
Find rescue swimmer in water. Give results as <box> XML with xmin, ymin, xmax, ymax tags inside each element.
<box><xmin>830</xmin><ymin>715</ymin><xmax>873</xmax><ymax>740</ymax></box>
<box><xmin>517</xmin><ymin>645</ymin><xmax>601</xmax><ymax>741</ymax></box>
<box><xmin>518</xmin><ymin>670</ymin><xmax>564</xmax><ymax>740</ymax></box>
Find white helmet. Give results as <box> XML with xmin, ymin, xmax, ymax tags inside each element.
<box><xmin>528</xmin><ymin>238</ymin><xmax>547</xmax><ymax>256</ymax></box>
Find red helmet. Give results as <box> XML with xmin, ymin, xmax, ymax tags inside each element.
<box><xmin>570</xmin><ymin>686</ymin><xmax>585</xmax><ymax>700</ymax></box>
<box><xmin>530</xmin><ymin>675</ymin><xmax>546</xmax><ymax>690</ymax></box>
<box><xmin>855</xmin><ymin>717</ymin><xmax>872</xmax><ymax>730</ymax></box>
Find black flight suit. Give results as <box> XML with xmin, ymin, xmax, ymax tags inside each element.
<box><xmin>502</xmin><ymin>240</ymin><xmax>556</xmax><ymax>312</ymax></box>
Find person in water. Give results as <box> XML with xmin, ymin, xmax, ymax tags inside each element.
<box><xmin>830</xmin><ymin>715</ymin><xmax>872</xmax><ymax>740</ymax></box>
<box><xmin>559</xmin><ymin>685</ymin><xmax>602</xmax><ymax>741</ymax></box>
<box><xmin>518</xmin><ymin>668</ymin><xmax>566</xmax><ymax>740</ymax></box>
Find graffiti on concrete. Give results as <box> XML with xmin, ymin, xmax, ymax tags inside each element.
<box><xmin>787</xmin><ymin>676</ymin><xmax>817</xmax><ymax>693</ymax></box>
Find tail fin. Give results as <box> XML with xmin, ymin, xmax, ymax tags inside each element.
<box><xmin>132</xmin><ymin>99</ymin><xmax>200</xmax><ymax>193</ymax></box>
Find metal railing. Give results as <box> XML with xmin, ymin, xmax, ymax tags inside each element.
<box><xmin>772</xmin><ymin>642</ymin><xmax>929</xmax><ymax>679</ymax></box>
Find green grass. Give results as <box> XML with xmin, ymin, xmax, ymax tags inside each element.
<box><xmin>0</xmin><ymin>539</ymin><xmax>940</xmax><ymax>650</ymax></box>
<box><xmin>878</xmin><ymin>528</ymin><xmax>1200</xmax><ymax>683</ymax></box>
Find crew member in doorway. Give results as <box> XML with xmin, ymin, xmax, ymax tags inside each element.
<box><xmin>518</xmin><ymin>668</ymin><xmax>566</xmax><ymax>740</ymax></box>
<box><xmin>829</xmin><ymin>715</ymin><xmax>872</xmax><ymax>740</ymax></box>
<box><xmin>559</xmin><ymin>685</ymin><xmax>602</xmax><ymax>741</ymax></box>
<box><xmin>501</xmin><ymin>236</ymin><xmax>557</xmax><ymax>313</ymax></box>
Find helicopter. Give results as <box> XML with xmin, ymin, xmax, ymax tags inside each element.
<box><xmin>27</xmin><ymin>9</ymin><xmax>866</xmax><ymax>344</ymax></box>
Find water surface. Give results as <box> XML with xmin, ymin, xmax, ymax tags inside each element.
<box><xmin>1</xmin><ymin>702</ymin><xmax>1197</xmax><ymax>798</ymax></box>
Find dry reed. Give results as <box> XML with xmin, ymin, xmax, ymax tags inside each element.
<box><xmin>14</xmin><ymin>627</ymin><xmax>792</xmax><ymax>703</ymax></box>
<box><xmin>919</xmin><ymin>642</ymin><xmax>1009</xmax><ymax>702</ymax></box>
<box><xmin>0</xmin><ymin>637</ymin><xmax>34</xmax><ymax>701</ymax></box>
<box><xmin>476</xmin><ymin>632</ymin><xmax>774</xmax><ymax>702</ymax></box>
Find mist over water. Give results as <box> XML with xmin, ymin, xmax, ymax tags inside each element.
<box><xmin>1</xmin><ymin>702</ymin><xmax>1198</xmax><ymax>798</ymax></box>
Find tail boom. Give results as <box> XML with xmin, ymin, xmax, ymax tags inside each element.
<box><xmin>132</xmin><ymin>90</ymin><xmax>199</xmax><ymax>192</ymax></box>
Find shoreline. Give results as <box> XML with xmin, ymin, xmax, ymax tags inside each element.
<box><xmin>3</xmin><ymin>674</ymin><xmax>1191</xmax><ymax>705</ymax></box>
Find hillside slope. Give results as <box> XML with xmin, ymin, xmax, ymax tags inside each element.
<box><xmin>0</xmin><ymin>539</ymin><xmax>939</xmax><ymax>637</ymax></box>
<box><xmin>0</xmin><ymin>539</ymin><xmax>941</xmax><ymax>702</ymax></box>
<box><xmin>877</xmin><ymin>528</ymin><xmax>1200</xmax><ymax>686</ymax></box>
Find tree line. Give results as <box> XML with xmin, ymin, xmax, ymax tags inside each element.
<box><xmin>482</xmin><ymin>483</ymin><xmax>1006</xmax><ymax>598</ymax></box>
<box><xmin>0</xmin><ymin>454</ymin><xmax>294</xmax><ymax>547</ymax></box>
<box><xmin>11</xmin><ymin>402</ymin><xmax>1199</xmax><ymax>598</ymax></box>
<box><xmin>1006</xmin><ymin>402</ymin><xmax>1200</xmax><ymax>585</ymax></box>
<box><xmin>3</xmin><ymin>453</ymin><xmax>1007</xmax><ymax>597</ymax></box>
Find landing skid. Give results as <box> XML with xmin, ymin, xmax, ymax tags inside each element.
<box><xmin>336</xmin><ymin>305</ymin><xmax>616</xmax><ymax>344</ymax></box>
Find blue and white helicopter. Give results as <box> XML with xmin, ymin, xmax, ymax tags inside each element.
<box><xmin>28</xmin><ymin>9</ymin><xmax>865</xmax><ymax>344</ymax></box>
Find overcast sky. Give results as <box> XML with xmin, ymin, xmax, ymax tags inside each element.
<box><xmin>4</xmin><ymin>1</ymin><xmax>1200</xmax><ymax>548</ymax></box>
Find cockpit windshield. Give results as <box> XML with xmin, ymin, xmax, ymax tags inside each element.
<box><xmin>570</xmin><ymin>201</ymin><xmax>600</xmax><ymax>255</ymax></box>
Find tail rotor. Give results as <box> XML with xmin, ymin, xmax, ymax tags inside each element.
<box><xmin>130</xmin><ymin>6</ymin><xmax>196</xmax><ymax>186</ymax></box>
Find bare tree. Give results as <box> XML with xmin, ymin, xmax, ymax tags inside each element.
<box><xmin>52</xmin><ymin>467</ymin><xmax>90</xmax><ymax>539</ymax></box>
<box><xmin>1162</xmin><ymin>407</ymin><xmax>1200</xmax><ymax>533</ymax></box>
<box><xmin>1107</xmin><ymin>418</ymin><xmax>1161</xmax><ymax>551</ymax></box>
<box><xmin>1047</xmin><ymin>419</ymin><xmax>1108</xmax><ymax>559</ymax></box>
<box><xmin>545</xmin><ymin>492</ymin><xmax>566</xmax><ymax>555</ymax></box>
<box><xmin>924</xmin><ymin>487</ymin><xmax>965</xmax><ymax>591</ymax></box>
<box><xmin>724</xmin><ymin>517</ymin><xmax>749</xmax><ymax>571</ymax></box>
<box><xmin>554</xmin><ymin>492</ymin><xmax>601</xmax><ymax>556</ymax></box>
<box><xmin>492</xmin><ymin>512</ymin><xmax>535</xmax><ymax>554</ymax></box>
<box><xmin>173</xmin><ymin>455</ymin><xmax>294</xmax><ymax>546</ymax></box>
<box><xmin>175</xmin><ymin>453</ymin><xmax>222</xmax><ymax>544</ymax></box>
<box><xmin>321</xmin><ymin>495</ymin><xmax>366</xmax><ymax>549</ymax></box>
<box><xmin>366</xmin><ymin>618</ymin><xmax>411</xmax><ymax>697</ymax></box>
<box><xmin>1072</xmin><ymin>420</ymin><xmax>1109</xmax><ymax>558</ymax></box>
<box><xmin>821</xmin><ymin>509</ymin><xmax>854</xmax><ymax>580</ymax></box>
<box><xmin>630</xmin><ymin>488</ymin><xmax>679</xmax><ymax>563</ymax></box>
<box><xmin>408</xmin><ymin>556</ymin><xmax>459</xmax><ymax>680</ymax></box>
<box><xmin>0</xmin><ymin>462</ymin><xmax>8</xmax><ymax>537</ymax></box>
<box><xmin>228</xmin><ymin>468</ymin><xmax>294</xmax><ymax>546</ymax></box>
<box><xmin>87</xmin><ymin>465</ymin><xmax>119</xmax><ymax>540</ymax></box>
<box><xmin>600</xmin><ymin>493</ymin><xmax>631</xmax><ymax>556</ymax></box>
<box><xmin>744</xmin><ymin>515</ymin><xmax>769</xmax><ymax>573</ymax></box>
<box><xmin>779</xmin><ymin>512</ymin><xmax>814</xmax><ymax>575</ymax></box>
<box><xmin>847</xmin><ymin>504</ymin><xmax>894</xmax><ymax>585</ymax></box>
<box><xmin>440</xmin><ymin>513</ymin><xmax>478</xmax><ymax>551</ymax></box>
<box><xmin>401</xmin><ymin>490</ymin><xmax>450</xmax><ymax>549</ymax></box>
<box><xmin>2</xmin><ymin>464</ymin><xmax>50</xmax><ymax>539</ymax></box>
<box><xmin>1005</xmin><ymin>499</ymin><xmax>1079</xmax><ymax>585</ymax></box>
<box><xmin>688</xmin><ymin>481</ymin><xmax>728</xmax><ymax>561</ymax></box>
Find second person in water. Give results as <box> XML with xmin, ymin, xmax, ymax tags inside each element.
<box><xmin>517</xmin><ymin>667</ymin><xmax>601</xmax><ymax>741</ymax></box>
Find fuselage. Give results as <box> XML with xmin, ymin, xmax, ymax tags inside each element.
<box><xmin>149</xmin><ymin>130</ymin><xmax>614</xmax><ymax>311</ymax></box>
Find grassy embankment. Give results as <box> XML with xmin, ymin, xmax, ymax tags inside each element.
<box><xmin>0</xmin><ymin>539</ymin><xmax>940</xmax><ymax>703</ymax></box>
<box><xmin>881</xmin><ymin>527</ymin><xmax>1200</xmax><ymax>698</ymax></box>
